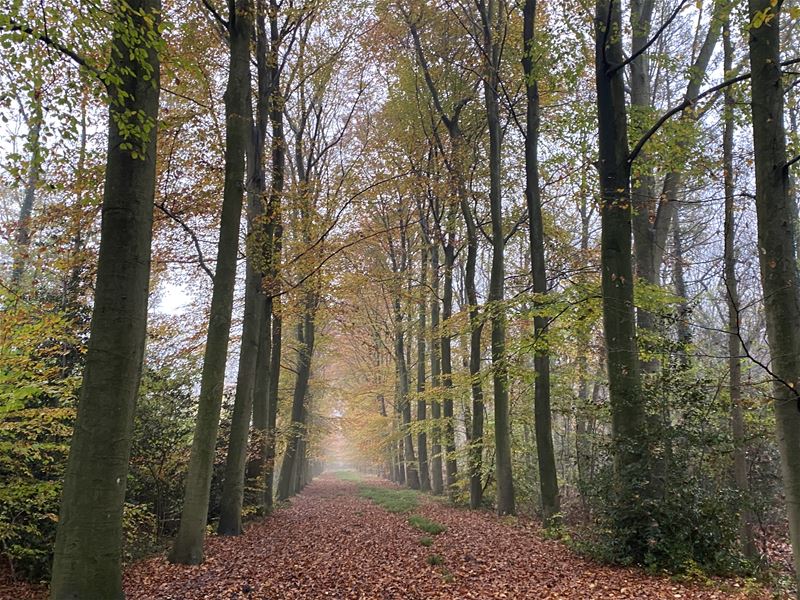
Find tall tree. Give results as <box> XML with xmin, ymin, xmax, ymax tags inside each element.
<box><xmin>416</xmin><ymin>244</ymin><xmax>432</xmax><ymax>491</ymax></box>
<box><xmin>746</xmin><ymin>0</ymin><xmax>800</xmax><ymax>590</ymax></box>
<box><xmin>169</xmin><ymin>0</ymin><xmax>253</xmax><ymax>564</ymax></box>
<box><xmin>723</xmin><ymin>13</ymin><xmax>756</xmax><ymax>559</ymax></box>
<box><xmin>594</xmin><ymin>0</ymin><xmax>649</xmax><ymax>557</ymax></box>
<box><xmin>49</xmin><ymin>0</ymin><xmax>162</xmax><ymax>595</ymax></box>
<box><xmin>478</xmin><ymin>0</ymin><xmax>515</xmax><ymax>515</ymax></box>
<box><xmin>429</xmin><ymin>240</ymin><xmax>444</xmax><ymax>494</ymax></box>
<box><xmin>522</xmin><ymin>0</ymin><xmax>560</xmax><ymax>526</ymax></box>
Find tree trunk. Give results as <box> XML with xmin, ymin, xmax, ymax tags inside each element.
<box><xmin>523</xmin><ymin>0</ymin><xmax>560</xmax><ymax>526</ymax></box>
<box><xmin>482</xmin><ymin>5</ymin><xmax>515</xmax><ymax>513</ymax></box>
<box><xmin>747</xmin><ymin>1</ymin><xmax>800</xmax><ymax>588</ymax></box>
<box><xmin>441</xmin><ymin>238</ymin><xmax>457</xmax><ymax>493</ymax></box>
<box><xmin>217</xmin><ymin>259</ymin><xmax>263</xmax><ymax>535</ymax></box>
<box><xmin>594</xmin><ymin>0</ymin><xmax>649</xmax><ymax>557</ymax></box>
<box><xmin>260</xmin><ymin>1</ymin><xmax>287</xmax><ymax>509</ymax></box>
<box><xmin>723</xmin><ymin>15</ymin><xmax>757</xmax><ymax>561</ymax></box>
<box><xmin>429</xmin><ymin>243</ymin><xmax>444</xmax><ymax>495</ymax></box>
<box><xmin>11</xmin><ymin>102</ymin><xmax>42</xmax><ymax>290</ymax></box>
<box><xmin>50</xmin><ymin>1</ymin><xmax>161</xmax><ymax>595</ymax></box>
<box><xmin>277</xmin><ymin>296</ymin><xmax>316</xmax><ymax>500</ymax></box>
<box><xmin>395</xmin><ymin>289</ymin><xmax>420</xmax><ymax>489</ymax></box>
<box><xmin>672</xmin><ymin>207</ymin><xmax>690</xmax><ymax>367</ymax></box>
<box><xmin>416</xmin><ymin>245</ymin><xmax>431</xmax><ymax>491</ymax></box>
<box><xmin>169</xmin><ymin>0</ymin><xmax>252</xmax><ymax>564</ymax></box>
<box><xmin>245</xmin><ymin>0</ymin><xmax>273</xmax><ymax>513</ymax></box>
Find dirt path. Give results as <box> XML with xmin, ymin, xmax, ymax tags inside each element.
<box><xmin>120</xmin><ymin>474</ymin><xmax>763</xmax><ymax>599</ymax></box>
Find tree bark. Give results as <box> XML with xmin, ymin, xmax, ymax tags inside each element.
<box><xmin>169</xmin><ymin>0</ymin><xmax>252</xmax><ymax>564</ymax></box>
<box><xmin>429</xmin><ymin>243</ymin><xmax>444</xmax><ymax>495</ymax></box>
<box><xmin>11</xmin><ymin>101</ymin><xmax>42</xmax><ymax>290</ymax></box>
<box><xmin>277</xmin><ymin>294</ymin><xmax>316</xmax><ymax>501</ymax></box>
<box><xmin>50</xmin><ymin>1</ymin><xmax>161</xmax><ymax>595</ymax></box>
<box><xmin>723</xmin><ymin>15</ymin><xmax>757</xmax><ymax>561</ymax></box>
<box><xmin>416</xmin><ymin>245</ymin><xmax>431</xmax><ymax>491</ymax></box>
<box><xmin>481</xmin><ymin>0</ymin><xmax>515</xmax><ymax>515</ymax></box>
<box><xmin>594</xmin><ymin>0</ymin><xmax>649</xmax><ymax>555</ymax></box>
<box><xmin>217</xmin><ymin>257</ymin><xmax>263</xmax><ymax>535</ymax></box>
<box><xmin>747</xmin><ymin>1</ymin><xmax>800</xmax><ymax>588</ymax></box>
<box><xmin>441</xmin><ymin>236</ymin><xmax>457</xmax><ymax>493</ymax></box>
<box><xmin>523</xmin><ymin>0</ymin><xmax>560</xmax><ymax>526</ymax></box>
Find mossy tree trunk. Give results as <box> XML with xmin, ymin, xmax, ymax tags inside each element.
<box><xmin>50</xmin><ymin>1</ymin><xmax>161</xmax><ymax>596</ymax></box>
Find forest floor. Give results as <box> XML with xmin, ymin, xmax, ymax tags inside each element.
<box><xmin>6</xmin><ymin>473</ymin><xmax>781</xmax><ymax>599</ymax></box>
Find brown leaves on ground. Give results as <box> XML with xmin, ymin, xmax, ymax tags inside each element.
<box><xmin>118</xmin><ymin>474</ymin><xmax>766</xmax><ymax>600</ymax></box>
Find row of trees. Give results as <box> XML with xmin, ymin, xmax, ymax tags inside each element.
<box><xmin>1</xmin><ymin>0</ymin><xmax>800</xmax><ymax>596</ymax></box>
<box><xmin>1</xmin><ymin>0</ymin><xmax>366</xmax><ymax>596</ymax></box>
<box><xmin>324</xmin><ymin>0</ymin><xmax>800</xmax><ymax>591</ymax></box>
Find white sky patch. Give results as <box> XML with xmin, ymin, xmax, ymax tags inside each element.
<box><xmin>156</xmin><ymin>282</ymin><xmax>191</xmax><ymax>315</ymax></box>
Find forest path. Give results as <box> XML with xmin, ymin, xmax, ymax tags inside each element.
<box><xmin>121</xmin><ymin>473</ymin><xmax>760</xmax><ymax>599</ymax></box>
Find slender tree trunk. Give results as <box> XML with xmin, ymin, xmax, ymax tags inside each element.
<box><xmin>747</xmin><ymin>2</ymin><xmax>800</xmax><ymax>588</ymax></box>
<box><xmin>277</xmin><ymin>296</ymin><xmax>316</xmax><ymax>500</ymax></box>
<box><xmin>672</xmin><ymin>207</ymin><xmax>690</xmax><ymax>367</ymax></box>
<box><xmin>169</xmin><ymin>0</ymin><xmax>252</xmax><ymax>564</ymax></box>
<box><xmin>429</xmin><ymin>243</ymin><xmax>444</xmax><ymax>495</ymax></box>
<box><xmin>260</xmin><ymin>2</ymin><xmax>286</xmax><ymax>508</ymax></box>
<box><xmin>417</xmin><ymin>246</ymin><xmax>431</xmax><ymax>491</ymax></box>
<box><xmin>395</xmin><ymin>287</ymin><xmax>420</xmax><ymax>489</ymax></box>
<box><xmin>482</xmin><ymin>2</ymin><xmax>515</xmax><ymax>513</ymax></box>
<box><xmin>441</xmin><ymin>238</ymin><xmax>457</xmax><ymax>493</ymax></box>
<box><xmin>723</xmin><ymin>16</ymin><xmax>757</xmax><ymax>561</ymax></box>
<box><xmin>523</xmin><ymin>0</ymin><xmax>560</xmax><ymax>526</ymax></box>
<box><xmin>246</xmin><ymin>0</ymin><xmax>272</xmax><ymax>513</ymax></box>
<box><xmin>50</xmin><ymin>1</ymin><xmax>161</xmax><ymax>595</ymax></box>
<box><xmin>217</xmin><ymin>258</ymin><xmax>263</xmax><ymax>535</ymax></box>
<box><xmin>11</xmin><ymin>102</ymin><xmax>42</xmax><ymax>289</ymax></box>
<box><xmin>594</xmin><ymin>0</ymin><xmax>649</xmax><ymax>558</ymax></box>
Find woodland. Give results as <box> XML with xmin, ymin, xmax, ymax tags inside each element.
<box><xmin>1</xmin><ymin>0</ymin><xmax>800</xmax><ymax>597</ymax></box>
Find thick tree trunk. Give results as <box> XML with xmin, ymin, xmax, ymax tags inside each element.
<box><xmin>50</xmin><ymin>1</ymin><xmax>161</xmax><ymax>595</ymax></box>
<box><xmin>416</xmin><ymin>246</ymin><xmax>431</xmax><ymax>491</ymax></box>
<box><xmin>523</xmin><ymin>0</ymin><xmax>560</xmax><ymax>526</ymax></box>
<box><xmin>747</xmin><ymin>1</ymin><xmax>800</xmax><ymax>589</ymax></box>
<box><xmin>169</xmin><ymin>0</ymin><xmax>252</xmax><ymax>565</ymax></box>
<box><xmin>249</xmin><ymin>295</ymin><xmax>272</xmax><ymax>507</ymax></box>
<box><xmin>594</xmin><ymin>0</ymin><xmax>649</xmax><ymax>556</ymax></box>
<box><xmin>429</xmin><ymin>243</ymin><xmax>444</xmax><ymax>495</ymax></box>
<box><xmin>723</xmin><ymin>16</ymin><xmax>757</xmax><ymax>561</ymax></box>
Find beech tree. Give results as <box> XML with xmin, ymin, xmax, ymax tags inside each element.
<box><xmin>170</xmin><ymin>0</ymin><xmax>252</xmax><ymax>564</ymax></box>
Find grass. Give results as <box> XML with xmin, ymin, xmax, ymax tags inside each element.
<box><xmin>358</xmin><ymin>485</ymin><xmax>420</xmax><ymax>513</ymax></box>
<box><xmin>426</xmin><ymin>554</ymin><xmax>444</xmax><ymax>566</ymax></box>
<box><xmin>419</xmin><ymin>536</ymin><xmax>434</xmax><ymax>547</ymax></box>
<box><xmin>333</xmin><ymin>470</ymin><xmax>363</xmax><ymax>482</ymax></box>
<box><xmin>408</xmin><ymin>515</ymin><xmax>447</xmax><ymax>535</ymax></box>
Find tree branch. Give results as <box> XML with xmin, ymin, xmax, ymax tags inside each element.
<box><xmin>3</xmin><ymin>21</ymin><xmax>100</xmax><ymax>79</ymax></box>
<box><xmin>628</xmin><ymin>56</ymin><xmax>800</xmax><ymax>165</ymax></box>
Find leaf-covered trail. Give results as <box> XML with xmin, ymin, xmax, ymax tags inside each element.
<box><xmin>119</xmin><ymin>474</ymin><xmax>762</xmax><ymax>599</ymax></box>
